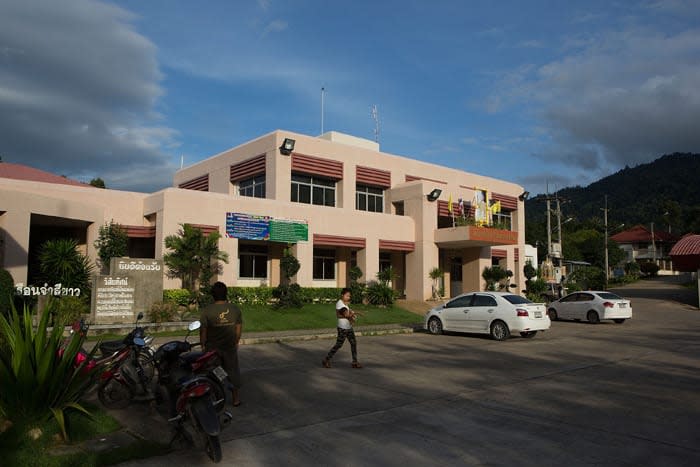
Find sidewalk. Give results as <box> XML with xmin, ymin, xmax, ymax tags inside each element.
<box><xmin>151</xmin><ymin>322</ymin><xmax>421</xmax><ymax>348</ymax></box>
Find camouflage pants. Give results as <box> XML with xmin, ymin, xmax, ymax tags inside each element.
<box><xmin>326</xmin><ymin>328</ymin><xmax>358</xmax><ymax>362</ymax></box>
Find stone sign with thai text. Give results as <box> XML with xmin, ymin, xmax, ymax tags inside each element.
<box><xmin>91</xmin><ymin>258</ymin><xmax>163</xmax><ymax>324</ymax></box>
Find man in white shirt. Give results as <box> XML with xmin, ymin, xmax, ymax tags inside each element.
<box><xmin>322</xmin><ymin>288</ymin><xmax>362</xmax><ymax>368</ymax></box>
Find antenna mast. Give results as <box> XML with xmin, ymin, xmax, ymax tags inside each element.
<box><xmin>320</xmin><ymin>86</ymin><xmax>326</xmax><ymax>135</ymax></box>
<box><xmin>371</xmin><ymin>104</ymin><xmax>380</xmax><ymax>143</ymax></box>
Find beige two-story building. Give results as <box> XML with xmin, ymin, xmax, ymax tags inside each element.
<box><xmin>1</xmin><ymin>130</ymin><xmax>528</xmax><ymax>300</ymax></box>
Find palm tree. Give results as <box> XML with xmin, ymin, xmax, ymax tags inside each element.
<box><xmin>38</xmin><ymin>238</ymin><xmax>93</xmax><ymax>295</ymax></box>
<box><xmin>163</xmin><ymin>224</ymin><xmax>229</xmax><ymax>294</ymax></box>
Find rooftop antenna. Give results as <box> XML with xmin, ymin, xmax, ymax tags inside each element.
<box><xmin>320</xmin><ymin>86</ymin><xmax>326</xmax><ymax>135</ymax></box>
<box><xmin>371</xmin><ymin>104</ymin><xmax>380</xmax><ymax>143</ymax></box>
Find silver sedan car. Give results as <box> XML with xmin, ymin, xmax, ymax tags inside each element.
<box><xmin>424</xmin><ymin>292</ymin><xmax>551</xmax><ymax>340</ymax></box>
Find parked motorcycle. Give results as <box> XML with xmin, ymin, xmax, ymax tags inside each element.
<box><xmin>96</xmin><ymin>312</ymin><xmax>155</xmax><ymax>409</ymax></box>
<box><xmin>152</xmin><ymin>320</ymin><xmax>232</xmax><ymax>463</ymax></box>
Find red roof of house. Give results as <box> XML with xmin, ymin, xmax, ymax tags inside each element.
<box><xmin>610</xmin><ymin>224</ymin><xmax>678</xmax><ymax>244</ymax></box>
<box><xmin>0</xmin><ymin>162</ymin><xmax>90</xmax><ymax>187</ymax></box>
<box><xmin>669</xmin><ymin>234</ymin><xmax>700</xmax><ymax>271</ymax></box>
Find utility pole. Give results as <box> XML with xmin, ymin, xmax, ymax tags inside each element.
<box><xmin>556</xmin><ymin>197</ymin><xmax>563</xmax><ymax>259</ymax></box>
<box><xmin>546</xmin><ymin>197</ymin><xmax>552</xmax><ymax>259</ymax></box>
<box><xmin>603</xmin><ymin>195</ymin><xmax>609</xmax><ymax>288</ymax></box>
<box><xmin>650</xmin><ymin>222</ymin><xmax>656</xmax><ymax>264</ymax></box>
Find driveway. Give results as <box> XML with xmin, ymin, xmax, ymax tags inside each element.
<box><xmin>117</xmin><ymin>279</ymin><xmax>700</xmax><ymax>466</ymax></box>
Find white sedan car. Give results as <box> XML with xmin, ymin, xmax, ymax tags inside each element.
<box><xmin>424</xmin><ymin>292</ymin><xmax>551</xmax><ymax>340</ymax></box>
<box><xmin>547</xmin><ymin>291</ymin><xmax>632</xmax><ymax>324</ymax></box>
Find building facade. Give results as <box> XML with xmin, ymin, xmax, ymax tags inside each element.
<box><xmin>1</xmin><ymin>130</ymin><xmax>528</xmax><ymax>300</ymax></box>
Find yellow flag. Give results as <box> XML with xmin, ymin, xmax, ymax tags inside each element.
<box><xmin>448</xmin><ymin>194</ymin><xmax>453</xmax><ymax>214</ymax></box>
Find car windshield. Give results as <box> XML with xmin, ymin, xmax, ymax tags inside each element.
<box><xmin>597</xmin><ymin>292</ymin><xmax>623</xmax><ymax>300</ymax></box>
<box><xmin>503</xmin><ymin>295</ymin><xmax>533</xmax><ymax>305</ymax></box>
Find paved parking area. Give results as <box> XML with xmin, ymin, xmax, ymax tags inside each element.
<box><xmin>118</xmin><ymin>279</ymin><xmax>700</xmax><ymax>466</ymax></box>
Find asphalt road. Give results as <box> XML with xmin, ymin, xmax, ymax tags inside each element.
<box><xmin>119</xmin><ymin>278</ymin><xmax>700</xmax><ymax>466</ymax></box>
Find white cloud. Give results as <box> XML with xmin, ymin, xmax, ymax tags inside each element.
<box><xmin>262</xmin><ymin>20</ymin><xmax>288</xmax><ymax>36</ymax></box>
<box><xmin>484</xmin><ymin>25</ymin><xmax>700</xmax><ymax>171</ymax></box>
<box><xmin>0</xmin><ymin>0</ymin><xmax>177</xmax><ymax>191</ymax></box>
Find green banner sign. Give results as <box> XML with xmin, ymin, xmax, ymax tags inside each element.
<box><xmin>269</xmin><ymin>219</ymin><xmax>309</xmax><ymax>242</ymax></box>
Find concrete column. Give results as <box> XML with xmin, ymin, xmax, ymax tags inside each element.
<box><xmin>1</xmin><ymin>209</ymin><xmax>31</xmax><ymax>284</ymax></box>
<box><xmin>219</xmin><ymin>236</ymin><xmax>238</xmax><ymax>286</ymax></box>
<box><xmin>406</xmin><ymin>241</ymin><xmax>439</xmax><ymax>300</ymax></box>
<box><xmin>358</xmin><ymin>240</ymin><xmax>379</xmax><ymax>286</ymax></box>
<box><xmin>292</xmin><ymin>241</ymin><xmax>313</xmax><ymax>286</ymax></box>
<box><xmin>269</xmin><ymin>243</ymin><xmax>284</xmax><ymax>287</ymax></box>
<box><xmin>463</xmin><ymin>247</ymin><xmax>491</xmax><ymax>292</ymax></box>
<box><xmin>337</xmin><ymin>247</ymin><xmax>350</xmax><ymax>287</ymax></box>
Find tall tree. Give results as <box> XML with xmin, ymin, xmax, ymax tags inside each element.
<box><xmin>93</xmin><ymin>220</ymin><xmax>128</xmax><ymax>273</ymax></box>
<box><xmin>89</xmin><ymin>177</ymin><xmax>106</xmax><ymax>188</ymax></box>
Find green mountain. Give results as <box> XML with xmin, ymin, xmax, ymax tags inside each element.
<box><xmin>525</xmin><ymin>152</ymin><xmax>700</xmax><ymax>257</ymax></box>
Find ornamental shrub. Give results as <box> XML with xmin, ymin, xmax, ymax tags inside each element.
<box><xmin>639</xmin><ymin>262</ymin><xmax>660</xmax><ymax>277</ymax></box>
<box><xmin>228</xmin><ymin>287</ymin><xmax>274</xmax><ymax>306</ymax></box>
<box><xmin>0</xmin><ymin>302</ymin><xmax>100</xmax><ymax>441</ymax></box>
<box><xmin>272</xmin><ymin>283</ymin><xmax>303</xmax><ymax>308</ymax></box>
<box><xmin>365</xmin><ymin>280</ymin><xmax>396</xmax><ymax>306</ymax></box>
<box><xmin>148</xmin><ymin>301</ymin><xmax>179</xmax><ymax>323</ymax></box>
<box><xmin>163</xmin><ymin>289</ymin><xmax>193</xmax><ymax>306</ymax></box>
<box><xmin>52</xmin><ymin>296</ymin><xmax>90</xmax><ymax>327</ymax></box>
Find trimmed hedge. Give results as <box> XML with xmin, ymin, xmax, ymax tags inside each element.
<box><xmin>165</xmin><ymin>286</ymin><xmax>344</xmax><ymax>307</ymax></box>
<box><xmin>163</xmin><ymin>289</ymin><xmax>193</xmax><ymax>306</ymax></box>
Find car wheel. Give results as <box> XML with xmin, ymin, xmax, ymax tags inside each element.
<box><xmin>547</xmin><ymin>308</ymin><xmax>558</xmax><ymax>321</ymax></box>
<box><xmin>520</xmin><ymin>331</ymin><xmax>537</xmax><ymax>338</ymax></box>
<box><xmin>613</xmin><ymin>319</ymin><xmax>626</xmax><ymax>324</ymax></box>
<box><xmin>428</xmin><ymin>317</ymin><xmax>443</xmax><ymax>335</ymax></box>
<box><xmin>587</xmin><ymin>310</ymin><xmax>600</xmax><ymax>324</ymax></box>
<box><xmin>490</xmin><ymin>320</ymin><xmax>510</xmax><ymax>341</ymax></box>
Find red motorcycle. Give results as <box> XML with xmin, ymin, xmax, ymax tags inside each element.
<box><xmin>93</xmin><ymin>313</ymin><xmax>155</xmax><ymax>408</ymax></box>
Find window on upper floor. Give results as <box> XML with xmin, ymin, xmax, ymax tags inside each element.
<box><xmin>291</xmin><ymin>174</ymin><xmax>335</xmax><ymax>206</ymax></box>
<box><xmin>356</xmin><ymin>184</ymin><xmax>384</xmax><ymax>213</ymax></box>
<box><xmin>238</xmin><ymin>175</ymin><xmax>266</xmax><ymax>198</ymax></box>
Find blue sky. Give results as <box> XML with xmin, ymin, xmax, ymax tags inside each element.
<box><xmin>2</xmin><ymin>0</ymin><xmax>699</xmax><ymax>193</ymax></box>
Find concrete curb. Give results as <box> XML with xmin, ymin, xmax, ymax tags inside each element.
<box><xmin>239</xmin><ymin>326</ymin><xmax>417</xmax><ymax>345</ymax></box>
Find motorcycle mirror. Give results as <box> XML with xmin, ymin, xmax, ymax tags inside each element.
<box><xmin>188</xmin><ymin>320</ymin><xmax>201</xmax><ymax>332</ymax></box>
<box><xmin>136</xmin><ymin>312</ymin><xmax>144</xmax><ymax>321</ymax></box>
<box><xmin>133</xmin><ymin>337</ymin><xmax>146</xmax><ymax>346</ymax></box>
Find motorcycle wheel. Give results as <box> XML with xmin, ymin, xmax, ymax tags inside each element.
<box><xmin>205</xmin><ymin>434</ymin><xmax>222</xmax><ymax>463</ymax></box>
<box><xmin>98</xmin><ymin>378</ymin><xmax>133</xmax><ymax>409</ymax></box>
<box><xmin>206</xmin><ymin>376</ymin><xmax>227</xmax><ymax>413</ymax></box>
<box><xmin>138</xmin><ymin>349</ymin><xmax>155</xmax><ymax>382</ymax></box>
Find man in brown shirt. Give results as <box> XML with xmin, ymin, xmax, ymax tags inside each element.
<box><xmin>200</xmin><ymin>281</ymin><xmax>242</xmax><ymax>406</ymax></box>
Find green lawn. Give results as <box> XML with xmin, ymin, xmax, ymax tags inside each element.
<box><xmin>88</xmin><ymin>303</ymin><xmax>422</xmax><ymax>341</ymax></box>
<box><xmin>240</xmin><ymin>303</ymin><xmax>423</xmax><ymax>332</ymax></box>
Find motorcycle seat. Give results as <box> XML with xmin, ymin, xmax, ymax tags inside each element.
<box><xmin>100</xmin><ymin>340</ymin><xmax>126</xmax><ymax>355</ymax></box>
<box><xmin>181</xmin><ymin>351</ymin><xmax>206</xmax><ymax>364</ymax></box>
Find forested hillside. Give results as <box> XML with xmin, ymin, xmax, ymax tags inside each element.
<box><xmin>525</xmin><ymin>153</ymin><xmax>700</xmax><ymax>264</ymax></box>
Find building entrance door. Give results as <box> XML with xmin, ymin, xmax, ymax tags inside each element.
<box><xmin>450</xmin><ymin>257</ymin><xmax>463</xmax><ymax>297</ymax></box>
